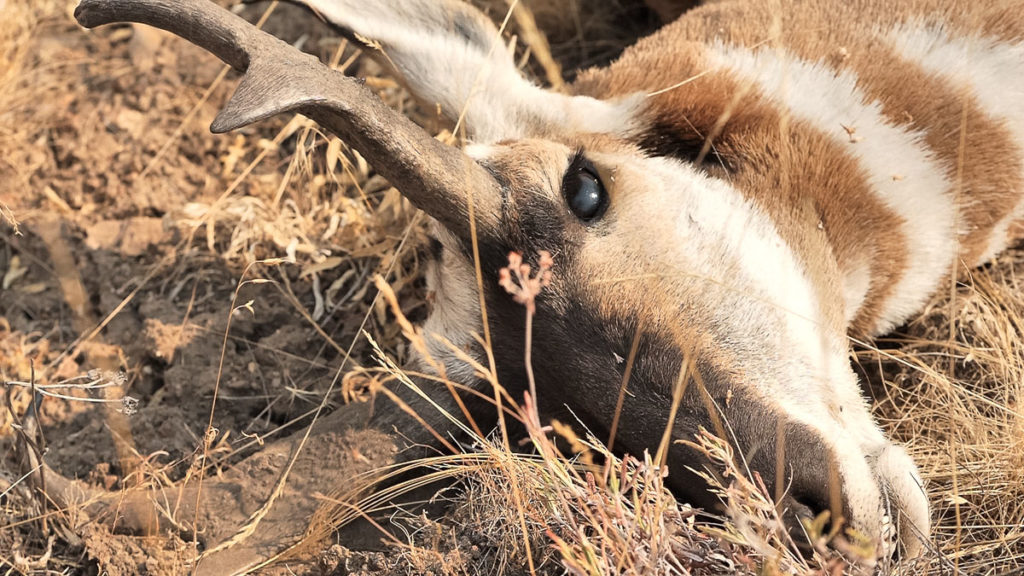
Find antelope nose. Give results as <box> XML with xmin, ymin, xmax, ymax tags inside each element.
<box><xmin>774</xmin><ymin>428</ymin><xmax>930</xmax><ymax>561</ymax></box>
<box><xmin>770</xmin><ymin>424</ymin><xmax>851</xmax><ymax>554</ymax></box>
<box><xmin>871</xmin><ymin>442</ymin><xmax>931</xmax><ymax>558</ymax></box>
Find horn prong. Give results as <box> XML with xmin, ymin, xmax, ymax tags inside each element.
<box><xmin>209</xmin><ymin>59</ymin><xmax>325</xmax><ymax>134</ymax></box>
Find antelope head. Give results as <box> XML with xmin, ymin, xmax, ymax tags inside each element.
<box><xmin>75</xmin><ymin>0</ymin><xmax>935</xmax><ymax>560</ymax></box>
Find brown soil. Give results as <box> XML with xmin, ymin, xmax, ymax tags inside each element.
<box><xmin>0</xmin><ymin>2</ymin><xmax>423</xmax><ymax>573</ymax></box>
<box><xmin>2</xmin><ymin>1</ymin><xmax>1022</xmax><ymax>575</ymax></box>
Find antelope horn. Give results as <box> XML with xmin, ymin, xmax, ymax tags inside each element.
<box><xmin>73</xmin><ymin>0</ymin><xmax>503</xmax><ymax>240</ymax></box>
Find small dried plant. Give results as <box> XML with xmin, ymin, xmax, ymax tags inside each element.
<box><xmin>332</xmin><ymin>251</ymin><xmax>760</xmax><ymax>575</ymax></box>
<box><xmin>498</xmin><ymin>250</ymin><xmax>553</xmax><ymax>427</ymax></box>
<box><xmin>3</xmin><ymin>368</ymin><xmax>137</xmax><ymax>415</ymax></box>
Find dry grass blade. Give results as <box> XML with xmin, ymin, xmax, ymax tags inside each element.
<box><xmin>854</xmin><ymin>254</ymin><xmax>1024</xmax><ymax>574</ymax></box>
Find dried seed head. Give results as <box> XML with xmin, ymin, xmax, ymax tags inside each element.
<box><xmin>499</xmin><ymin>250</ymin><xmax>553</xmax><ymax>314</ymax></box>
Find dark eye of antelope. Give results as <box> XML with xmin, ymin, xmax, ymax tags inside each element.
<box><xmin>563</xmin><ymin>153</ymin><xmax>608</xmax><ymax>222</ymax></box>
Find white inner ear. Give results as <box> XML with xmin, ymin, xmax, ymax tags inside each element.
<box><xmin>297</xmin><ymin>0</ymin><xmax>641</xmax><ymax>143</ymax></box>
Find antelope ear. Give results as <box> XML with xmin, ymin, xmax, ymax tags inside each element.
<box><xmin>288</xmin><ymin>0</ymin><xmax>638</xmax><ymax>142</ymax></box>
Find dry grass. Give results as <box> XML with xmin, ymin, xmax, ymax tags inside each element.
<box><xmin>1</xmin><ymin>0</ymin><xmax>1022</xmax><ymax>575</ymax></box>
<box><xmin>855</xmin><ymin>256</ymin><xmax>1024</xmax><ymax>573</ymax></box>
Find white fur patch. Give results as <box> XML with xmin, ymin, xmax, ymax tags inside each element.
<box><xmin>420</xmin><ymin>225</ymin><xmax>486</xmax><ymax>384</ymax></box>
<box><xmin>874</xmin><ymin>443</ymin><xmax>931</xmax><ymax>557</ymax></box>
<box><xmin>690</xmin><ymin>172</ymin><xmax>890</xmax><ymax>538</ymax></box>
<box><xmin>883</xmin><ymin>23</ymin><xmax>1024</xmax><ymax>264</ymax></box>
<box><xmin>841</xmin><ymin>259</ymin><xmax>873</xmax><ymax>326</ymax></box>
<box><xmin>706</xmin><ymin>45</ymin><xmax>959</xmax><ymax>334</ymax></box>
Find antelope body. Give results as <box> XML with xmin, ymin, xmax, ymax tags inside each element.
<box><xmin>74</xmin><ymin>0</ymin><xmax>1024</xmax><ymax>563</ymax></box>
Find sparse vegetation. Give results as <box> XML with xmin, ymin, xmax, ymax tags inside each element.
<box><xmin>1</xmin><ymin>0</ymin><xmax>1022</xmax><ymax>574</ymax></box>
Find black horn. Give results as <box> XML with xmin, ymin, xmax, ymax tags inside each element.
<box><xmin>74</xmin><ymin>0</ymin><xmax>503</xmax><ymax>241</ymax></box>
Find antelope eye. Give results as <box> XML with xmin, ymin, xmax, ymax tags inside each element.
<box><xmin>563</xmin><ymin>155</ymin><xmax>608</xmax><ymax>222</ymax></box>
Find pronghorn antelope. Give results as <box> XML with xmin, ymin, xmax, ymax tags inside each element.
<box><xmin>72</xmin><ymin>0</ymin><xmax>1024</xmax><ymax>563</ymax></box>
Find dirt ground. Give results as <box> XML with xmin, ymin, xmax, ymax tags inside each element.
<box><xmin>2</xmin><ymin>1</ymin><xmax>1022</xmax><ymax>575</ymax></box>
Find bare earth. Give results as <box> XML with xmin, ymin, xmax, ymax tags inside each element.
<box><xmin>2</xmin><ymin>1</ymin><xmax>1022</xmax><ymax>575</ymax></box>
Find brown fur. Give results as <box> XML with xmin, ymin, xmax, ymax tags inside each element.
<box><xmin>573</xmin><ymin>0</ymin><xmax>1024</xmax><ymax>334</ymax></box>
<box><xmin>574</xmin><ymin>54</ymin><xmax>906</xmax><ymax>335</ymax></box>
<box><xmin>668</xmin><ymin>0</ymin><xmax>1024</xmax><ymax>267</ymax></box>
